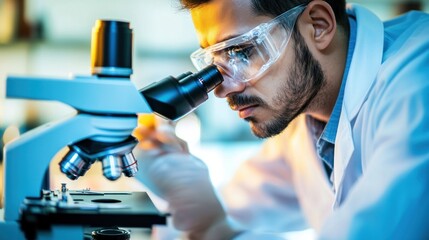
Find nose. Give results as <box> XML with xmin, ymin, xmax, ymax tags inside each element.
<box><xmin>214</xmin><ymin>74</ymin><xmax>246</xmax><ymax>98</ymax></box>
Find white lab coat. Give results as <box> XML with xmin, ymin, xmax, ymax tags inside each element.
<box><xmin>222</xmin><ymin>4</ymin><xmax>429</xmax><ymax>239</ymax></box>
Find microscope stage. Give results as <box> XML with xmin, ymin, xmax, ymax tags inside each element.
<box><xmin>20</xmin><ymin>191</ymin><xmax>167</xmax><ymax>230</ymax></box>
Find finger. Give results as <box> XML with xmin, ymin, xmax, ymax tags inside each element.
<box><xmin>134</xmin><ymin>126</ymin><xmax>181</xmax><ymax>150</ymax></box>
<box><xmin>154</xmin><ymin>131</ymin><xmax>189</xmax><ymax>153</ymax></box>
<box><xmin>2</xmin><ymin>125</ymin><xmax>20</xmax><ymax>144</ymax></box>
<box><xmin>136</xmin><ymin>113</ymin><xmax>188</xmax><ymax>152</ymax></box>
<box><xmin>137</xmin><ymin>139</ymin><xmax>160</xmax><ymax>150</ymax></box>
<box><xmin>133</xmin><ymin>125</ymin><xmax>156</xmax><ymax>141</ymax></box>
<box><xmin>136</xmin><ymin>135</ymin><xmax>184</xmax><ymax>153</ymax></box>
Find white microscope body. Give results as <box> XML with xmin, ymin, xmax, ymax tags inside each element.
<box><xmin>1</xmin><ymin>74</ymin><xmax>151</xmax><ymax>239</ymax></box>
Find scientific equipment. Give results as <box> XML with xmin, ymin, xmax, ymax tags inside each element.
<box><xmin>0</xmin><ymin>19</ymin><xmax>223</xmax><ymax>239</ymax></box>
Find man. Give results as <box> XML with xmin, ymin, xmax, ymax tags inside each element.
<box><xmin>134</xmin><ymin>0</ymin><xmax>429</xmax><ymax>239</ymax></box>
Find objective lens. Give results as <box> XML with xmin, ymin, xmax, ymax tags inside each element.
<box><xmin>101</xmin><ymin>155</ymin><xmax>123</xmax><ymax>180</ymax></box>
<box><xmin>121</xmin><ymin>152</ymin><xmax>138</xmax><ymax>177</ymax></box>
<box><xmin>59</xmin><ymin>149</ymin><xmax>93</xmax><ymax>180</ymax></box>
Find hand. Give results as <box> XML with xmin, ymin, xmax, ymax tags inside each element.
<box><xmin>133</xmin><ymin>113</ymin><xmax>188</xmax><ymax>153</ymax></box>
<box><xmin>133</xmin><ymin>115</ymin><xmax>240</xmax><ymax>239</ymax></box>
<box><xmin>138</xmin><ymin>153</ymin><xmax>225</xmax><ymax>234</ymax></box>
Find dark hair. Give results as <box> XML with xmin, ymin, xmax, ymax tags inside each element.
<box><xmin>179</xmin><ymin>0</ymin><xmax>349</xmax><ymax>34</ymax></box>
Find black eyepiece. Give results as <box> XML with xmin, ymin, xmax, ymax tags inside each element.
<box><xmin>140</xmin><ymin>65</ymin><xmax>223</xmax><ymax>120</ymax></box>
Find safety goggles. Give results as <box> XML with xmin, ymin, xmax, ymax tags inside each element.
<box><xmin>190</xmin><ymin>4</ymin><xmax>306</xmax><ymax>83</ymax></box>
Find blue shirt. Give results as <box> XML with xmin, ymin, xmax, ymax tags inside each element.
<box><xmin>310</xmin><ymin>16</ymin><xmax>357</xmax><ymax>180</ymax></box>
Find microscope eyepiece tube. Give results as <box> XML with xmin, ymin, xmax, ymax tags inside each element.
<box><xmin>91</xmin><ymin>20</ymin><xmax>133</xmax><ymax>77</ymax></box>
<box><xmin>140</xmin><ymin>65</ymin><xmax>223</xmax><ymax>120</ymax></box>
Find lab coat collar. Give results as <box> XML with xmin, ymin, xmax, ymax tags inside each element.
<box><xmin>343</xmin><ymin>4</ymin><xmax>384</xmax><ymax>119</ymax></box>
<box><xmin>333</xmin><ymin>4</ymin><xmax>384</xmax><ymax>203</ymax></box>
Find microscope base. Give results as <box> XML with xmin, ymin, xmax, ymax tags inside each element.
<box><xmin>3</xmin><ymin>191</ymin><xmax>166</xmax><ymax>240</ymax></box>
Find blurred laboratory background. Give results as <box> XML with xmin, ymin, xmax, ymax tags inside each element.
<box><xmin>0</xmin><ymin>0</ymin><xmax>428</xmax><ymax>196</ymax></box>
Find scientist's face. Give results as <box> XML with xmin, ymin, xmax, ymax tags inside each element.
<box><xmin>191</xmin><ymin>0</ymin><xmax>326</xmax><ymax>138</ymax></box>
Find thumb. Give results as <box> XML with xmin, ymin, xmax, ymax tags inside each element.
<box><xmin>2</xmin><ymin>125</ymin><xmax>20</xmax><ymax>145</ymax></box>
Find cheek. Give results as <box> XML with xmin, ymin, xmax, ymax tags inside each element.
<box><xmin>251</xmin><ymin>63</ymin><xmax>291</xmax><ymax>103</ymax></box>
<box><xmin>250</xmin><ymin>78</ymin><xmax>283</xmax><ymax>109</ymax></box>
<box><xmin>265</xmin><ymin>87</ymin><xmax>286</xmax><ymax>111</ymax></box>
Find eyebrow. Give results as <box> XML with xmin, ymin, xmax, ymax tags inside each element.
<box><xmin>200</xmin><ymin>33</ymin><xmax>241</xmax><ymax>49</ymax></box>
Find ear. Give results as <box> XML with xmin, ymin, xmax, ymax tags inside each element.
<box><xmin>301</xmin><ymin>1</ymin><xmax>337</xmax><ymax>50</ymax></box>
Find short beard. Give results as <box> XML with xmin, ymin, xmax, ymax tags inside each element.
<box><xmin>248</xmin><ymin>29</ymin><xmax>326</xmax><ymax>138</ymax></box>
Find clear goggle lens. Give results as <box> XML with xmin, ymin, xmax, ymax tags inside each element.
<box><xmin>190</xmin><ymin>4</ymin><xmax>306</xmax><ymax>83</ymax></box>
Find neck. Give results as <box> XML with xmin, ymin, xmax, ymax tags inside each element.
<box><xmin>308</xmin><ymin>27</ymin><xmax>349</xmax><ymax>123</ymax></box>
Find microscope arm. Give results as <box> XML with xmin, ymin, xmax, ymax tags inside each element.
<box><xmin>3</xmin><ymin>113</ymin><xmax>137</xmax><ymax>221</ymax></box>
<box><xmin>6</xmin><ymin>75</ymin><xmax>151</xmax><ymax>114</ymax></box>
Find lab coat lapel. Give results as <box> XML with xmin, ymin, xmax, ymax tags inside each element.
<box><xmin>333</xmin><ymin>4</ymin><xmax>384</xmax><ymax>205</ymax></box>
<box><xmin>333</xmin><ymin>109</ymin><xmax>354</xmax><ymax>205</ymax></box>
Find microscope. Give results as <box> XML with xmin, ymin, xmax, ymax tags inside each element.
<box><xmin>0</xmin><ymin>20</ymin><xmax>223</xmax><ymax>239</ymax></box>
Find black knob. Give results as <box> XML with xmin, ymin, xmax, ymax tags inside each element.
<box><xmin>91</xmin><ymin>227</ymin><xmax>130</xmax><ymax>240</ymax></box>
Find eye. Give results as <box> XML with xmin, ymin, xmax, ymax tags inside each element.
<box><xmin>226</xmin><ymin>45</ymin><xmax>255</xmax><ymax>60</ymax></box>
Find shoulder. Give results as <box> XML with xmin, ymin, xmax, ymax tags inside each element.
<box><xmin>383</xmin><ymin>11</ymin><xmax>429</xmax><ymax>63</ymax></box>
<box><xmin>358</xmin><ymin>12</ymin><xmax>429</xmax><ymax>134</ymax></box>
<box><xmin>371</xmin><ymin>11</ymin><xmax>429</xmax><ymax>103</ymax></box>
